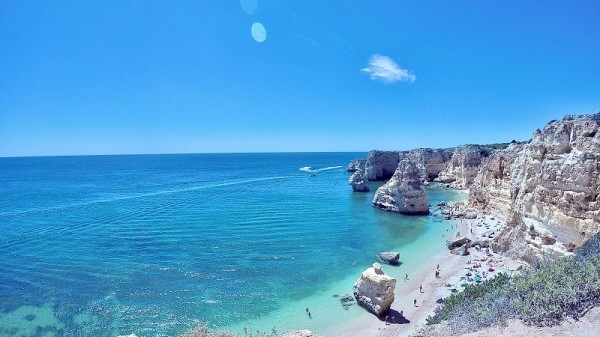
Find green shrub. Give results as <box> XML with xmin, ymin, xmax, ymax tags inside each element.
<box><xmin>427</xmin><ymin>233</ymin><xmax>600</xmax><ymax>334</ymax></box>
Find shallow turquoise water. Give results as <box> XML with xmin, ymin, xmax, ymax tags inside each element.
<box><xmin>0</xmin><ymin>153</ymin><xmax>464</xmax><ymax>337</ymax></box>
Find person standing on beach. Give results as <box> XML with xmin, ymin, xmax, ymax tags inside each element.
<box><xmin>419</xmin><ymin>285</ymin><xmax>423</xmax><ymax>293</ymax></box>
<box><xmin>414</xmin><ymin>299</ymin><xmax>417</xmax><ymax>307</ymax></box>
<box><xmin>404</xmin><ymin>273</ymin><xmax>408</xmax><ymax>281</ymax></box>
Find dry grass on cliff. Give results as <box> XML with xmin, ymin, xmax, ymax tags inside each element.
<box><xmin>426</xmin><ymin>233</ymin><xmax>600</xmax><ymax>335</ymax></box>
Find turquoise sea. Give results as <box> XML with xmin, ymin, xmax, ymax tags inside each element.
<box><xmin>0</xmin><ymin>153</ymin><xmax>464</xmax><ymax>337</ymax></box>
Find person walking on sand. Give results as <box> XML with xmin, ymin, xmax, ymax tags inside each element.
<box><xmin>414</xmin><ymin>299</ymin><xmax>417</xmax><ymax>307</ymax></box>
<box><xmin>404</xmin><ymin>273</ymin><xmax>408</xmax><ymax>281</ymax></box>
<box><xmin>419</xmin><ymin>285</ymin><xmax>423</xmax><ymax>293</ymax></box>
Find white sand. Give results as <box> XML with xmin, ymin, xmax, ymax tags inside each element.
<box><xmin>325</xmin><ymin>212</ymin><xmax>525</xmax><ymax>337</ymax></box>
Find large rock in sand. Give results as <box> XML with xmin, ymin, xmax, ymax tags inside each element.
<box><xmin>447</xmin><ymin>237</ymin><xmax>472</xmax><ymax>250</ymax></box>
<box><xmin>353</xmin><ymin>263</ymin><xmax>396</xmax><ymax>316</ymax></box>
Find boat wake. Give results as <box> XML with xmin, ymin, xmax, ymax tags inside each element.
<box><xmin>299</xmin><ymin>166</ymin><xmax>343</xmax><ymax>173</ymax></box>
<box><xmin>0</xmin><ymin>176</ymin><xmax>291</xmax><ymax>218</ymax></box>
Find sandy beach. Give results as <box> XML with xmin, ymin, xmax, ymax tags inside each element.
<box><xmin>325</xmin><ymin>208</ymin><xmax>524</xmax><ymax>337</ymax></box>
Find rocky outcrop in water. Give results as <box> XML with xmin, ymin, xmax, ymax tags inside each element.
<box><xmin>349</xmin><ymin>169</ymin><xmax>370</xmax><ymax>192</ymax></box>
<box><xmin>372</xmin><ymin>159</ymin><xmax>430</xmax><ymax>215</ymax></box>
<box><xmin>353</xmin><ymin>263</ymin><xmax>396</xmax><ymax>316</ymax></box>
<box><xmin>470</xmin><ymin>114</ymin><xmax>600</xmax><ymax>247</ymax></box>
<box><xmin>378</xmin><ymin>251</ymin><xmax>400</xmax><ymax>265</ymax></box>
<box><xmin>347</xmin><ymin>159</ymin><xmax>366</xmax><ymax>172</ymax></box>
<box><xmin>361</xmin><ymin>149</ymin><xmax>453</xmax><ymax>182</ymax></box>
<box><xmin>436</xmin><ymin>145</ymin><xmax>493</xmax><ymax>189</ymax></box>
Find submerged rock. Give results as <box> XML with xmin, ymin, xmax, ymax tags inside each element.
<box><xmin>340</xmin><ymin>294</ymin><xmax>354</xmax><ymax>303</ymax></box>
<box><xmin>353</xmin><ymin>263</ymin><xmax>396</xmax><ymax>316</ymax></box>
<box><xmin>378</xmin><ymin>251</ymin><xmax>400</xmax><ymax>265</ymax></box>
<box><xmin>372</xmin><ymin>159</ymin><xmax>429</xmax><ymax>215</ymax></box>
<box><xmin>280</xmin><ymin>330</ymin><xmax>321</xmax><ymax>337</ymax></box>
<box><xmin>349</xmin><ymin>169</ymin><xmax>370</xmax><ymax>192</ymax></box>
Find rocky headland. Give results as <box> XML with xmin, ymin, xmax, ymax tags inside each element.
<box><xmin>349</xmin><ymin>113</ymin><xmax>600</xmax><ymax>261</ymax></box>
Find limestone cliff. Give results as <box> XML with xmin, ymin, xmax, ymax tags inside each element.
<box><xmin>410</xmin><ymin>148</ymin><xmax>454</xmax><ymax>181</ymax></box>
<box><xmin>470</xmin><ymin>114</ymin><xmax>600</xmax><ymax>246</ymax></box>
<box><xmin>346</xmin><ymin>159</ymin><xmax>366</xmax><ymax>172</ymax></box>
<box><xmin>364</xmin><ymin>150</ymin><xmax>401</xmax><ymax>181</ymax></box>
<box><xmin>437</xmin><ymin>145</ymin><xmax>493</xmax><ymax>189</ymax></box>
<box><xmin>362</xmin><ymin>149</ymin><xmax>453</xmax><ymax>181</ymax></box>
<box><xmin>372</xmin><ymin>159</ymin><xmax>430</xmax><ymax>215</ymax></box>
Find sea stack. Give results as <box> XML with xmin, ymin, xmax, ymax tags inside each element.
<box><xmin>349</xmin><ymin>169</ymin><xmax>370</xmax><ymax>192</ymax></box>
<box><xmin>372</xmin><ymin>159</ymin><xmax>430</xmax><ymax>215</ymax></box>
<box><xmin>353</xmin><ymin>263</ymin><xmax>396</xmax><ymax>316</ymax></box>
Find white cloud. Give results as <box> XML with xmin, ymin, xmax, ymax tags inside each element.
<box><xmin>361</xmin><ymin>54</ymin><xmax>416</xmax><ymax>83</ymax></box>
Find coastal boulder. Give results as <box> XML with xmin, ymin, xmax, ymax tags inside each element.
<box><xmin>378</xmin><ymin>251</ymin><xmax>400</xmax><ymax>265</ymax></box>
<box><xmin>353</xmin><ymin>263</ymin><xmax>396</xmax><ymax>316</ymax></box>
<box><xmin>451</xmin><ymin>245</ymin><xmax>470</xmax><ymax>256</ymax></box>
<box><xmin>372</xmin><ymin>159</ymin><xmax>430</xmax><ymax>215</ymax></box>
<box><xmin>348</xmin><ymin>169</ymin><xmax>370</xmax><ymax>192</ymax></box>
<box><xmin>447</xmin><ymin>237</ymin><xmax>472</xmax><ymax>250</ymax></box>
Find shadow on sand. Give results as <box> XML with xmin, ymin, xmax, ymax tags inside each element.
<box><xmin>377</xmin><ymin>309</ymin><xmax>411</xmax><ymax>325</ymax></box>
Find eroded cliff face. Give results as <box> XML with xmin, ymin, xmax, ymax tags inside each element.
<box><xmin>470</xmin><ymin>115</ymin><xmax>600</xmax><ymax>246</ymax></box>
<box><xmin>363</xmin><ymin>149</ymin><xmax>453</xmax><ymax>181</ymax></box>
<box><xmin>349</xmin><ymin>169</ymin><xmax>370</xmax><ymax>192</ymax></box>
<box><xmin>346</xmin><ymin>159</ymin><xmax>366</xmax><ymax>172</ymax></box>
<box><xmin>364</xmin><ymin>151</ymin><xmax>401</xmax><ymax>181</ymax></box>
<box><xmin>410</xmin><ymin>148</ymin><xmax>454</xmax><ymax>181</ymax></box>
<box><xmin>437</xmin><ymin>145</ymin><xmax>493</xmax><ymax>189</ymax></box>
<box><xmin>372</xmin><ymin>159</ymin><xmax>430</xmax><ymax>215</ymax></box>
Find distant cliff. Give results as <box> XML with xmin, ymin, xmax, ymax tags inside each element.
<box><xmin>436</xmin><ymin>145</ymin><xmax>493</xmax><ymax>189</ymax></box>
<box><xmin>348</xmin><ymin>114</ymin><xmax>600</xmax><ymax>249</ymax></box>
<box><xmin>359</xmin><ymin>149</ymin><xmax>453</xmax><ymax>182</ymax></box>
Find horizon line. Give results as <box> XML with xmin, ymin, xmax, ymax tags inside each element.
<box><xmin>0</xmin><ymin>150</ymin><xmax>372</xmax><ymax>160</ymax></box>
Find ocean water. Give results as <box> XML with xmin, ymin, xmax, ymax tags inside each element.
<box><xmin>0</xmin><ymin>153</ymin><xmax>465</xmax><ymax>337</ymax></box>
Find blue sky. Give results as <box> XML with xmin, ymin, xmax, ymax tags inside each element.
<box><xmin>1</xmin><ymin>0</ymin><xmax>599</xmax><ymax>156</ymax></box>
